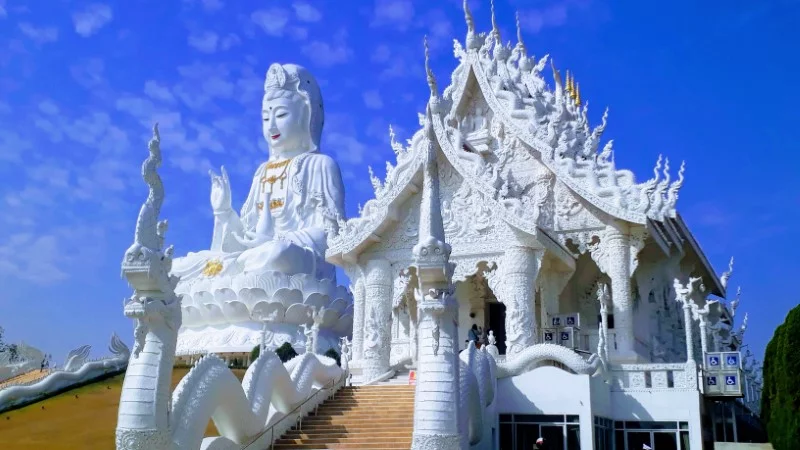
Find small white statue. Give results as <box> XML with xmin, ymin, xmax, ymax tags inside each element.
<box><xmin>302</xmin><ymin>324</ymin><xmax>314</xmax><ymax>354</ymax></box>
<box><xmin>487</xmin><ymin>330</ymin><xmax>497</xmax><ymax>346</ymax></box>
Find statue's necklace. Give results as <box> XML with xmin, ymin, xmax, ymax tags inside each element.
<box><xmin>260</xmin><ymin>158</ymin><xmax>292</xmax><ymax>191</ymax></box>
<box><xmin>258</xmin><ymin>158</ymin><xmax>292</xmax><ymax>211</ymax></box>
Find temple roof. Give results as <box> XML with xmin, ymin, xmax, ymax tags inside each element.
<box><xmin>327</xmin><ymin>1</ymin><xmax>722</xmax><ymax>289</ymax></box>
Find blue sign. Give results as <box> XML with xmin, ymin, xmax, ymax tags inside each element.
<box><xmin>708</xmin><ymin>355</ymin><xmax>720</xmax><ymax>367</ymax></box>
<box><xmin>725</xmin><ymin>375</ymin><xmax>737</xmax><ymax>386</ymax></box>
<box><xmin>552</xmin><ymin>317</ymin><xmax>562</xmax><ymax>327</ymax></box>
<box><xmin>566</xmin><ymin>316</ymin><xmax>576</xmax><ymax>326</ymax></box>
<box><xmin>544</xmin><ymin>332</ymin><xmax>554</xmax><ymax>342</ymax></box>
<box><xmin>726</xmin><ymin>355</ymin><xmax>739</xmax><ymax>366</ymax></box>
<box><xmin>560</xmin><ymin>332</ymin><xmax>570</xmax><ymax>341</ymax></box>
<box><xmin>707</xmin><ymin>376</ymin><xmax>718</xmax><ymax>386</ymax></box>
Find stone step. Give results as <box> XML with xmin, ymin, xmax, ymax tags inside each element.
<box><xmin>274</xmin><ymin>437</ymin><xmax>413</xmax><ymax>447</ymax></box>
<box><xmin>272</xmin><ymin>444</ymin><xmax>410</xmax><ymax>450</ymax></box>
<box><xmin>283</xmin><ymin>430</ymin><xmax>414</xmax><ymax>440</ymax></box>
<box><xmin>301</xmin><ymin>415</ymin><xmax>414</xmax><ymax>424</ymax></box>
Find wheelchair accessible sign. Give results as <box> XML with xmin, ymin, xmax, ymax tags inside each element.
<box><xmin>703</xmin><ymin>351</ymin><xmax>743</xmax><ymax>397</ymax></box>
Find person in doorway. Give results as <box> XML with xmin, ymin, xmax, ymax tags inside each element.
<box><xmin>534</xmin><ymin>437</ymin><xmax>545</xmax><ymax>449</ymax></box>
<box><xmin>468</xmin><ymin>324</ymin><xmax>480</xmax><ymax>347</ymax></box>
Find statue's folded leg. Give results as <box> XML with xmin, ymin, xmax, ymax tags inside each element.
<box><xmin>236</xmin><ymin>240</ymin><xmax>317</xmax><ymax>276</ymax></box>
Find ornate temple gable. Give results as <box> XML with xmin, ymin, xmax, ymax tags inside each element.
<box><xmin>432</xmin><ymin>0</ymin><xmax>689</xmax><ymax>227</ymax></box>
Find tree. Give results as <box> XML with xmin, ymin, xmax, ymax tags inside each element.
<box><xmin>275</xmin><ymin>342</ymin><xmax>298</xmax><ymax>363</ymax></box>
<box><xmin>323</xmin><ymin>348</ymin><xmax>341</xmax><ymax>367</ymax></box>
<box><xmin>250</xmin><ymin>345</ymin><xmax>260</xmax><ymax>363</ymax></box>
<box><xmin>761</xmin><ymin>304</ymin><xmax>800</xmax><ymax>450</ymax></box>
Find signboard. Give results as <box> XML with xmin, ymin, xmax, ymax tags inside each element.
<box><xmin>543</xmin><ymin>329</ymin><xmax>556</xmax><ymax>343</ymax></box>
<box><xmin>704</xmin><ymin>374</ymin><xmax>721</xmax><ymax>395</ymax></box>
<box><xmin>408</xmin><ymin>370</ymin><xmax>416</xmax><ymax>385</ymax></box>
<box><xmin>703</xmin><ymin>351</ymin><xmax>743</xmax><ymax>397</ymax></box>
<box><xmin>723</xmin><ymin>352</ymin><xmax>741</xmax><ymax>369</ymax></box>
<box><xmin>706</xmin><ymin>353</ymin><xmax>721</xmax><ymax>369</ymax></box>
<box><xmin>559</xmin><ymin>327</ymin><xmax>576</xmax><ymax>349</ymax></box>
<box><xmin>722</xmin><ymin>373</ymin><xmax>742</xmax><ymax>396</ymax></box>
<box><xmin>550</xmin><ymin>313</ymin><xmax>581</xmax><ymax>329</ymax></box>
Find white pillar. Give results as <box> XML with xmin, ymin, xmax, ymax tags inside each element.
<box><xmin>682</xmin><ymin>303</ymin><xmax>695</xmax><ymax>363</ymax></box>
<box><xmin>412</xmin><ymin>289</ymin><xmax>460</xmax><ymax>449</ymax></box>
<box><xmin>488</xmin><ymin>247</ymin><xmax>541</xmax><ymax>356</ymax></box>
<box><xmin>697</xmin><ymin>311</ymin><xmax>709</xmax><ymax>355</ymax></box>
<box><xmin>592</xmin><ymin>227</ymin><xmax>636</xmax><ymax>361</ymax></box>
<box><xmin>351</xmin><ymin>276</ymin><xmax>366</xmax><ymax>361</ymax></box>
<box><xmin>362</xmin><ymin>258</ymin><xmax>392</xmax><ymax>381</ymax></box>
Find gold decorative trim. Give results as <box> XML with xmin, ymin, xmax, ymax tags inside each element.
<box><xmin>202</xmin><ymin>259</ymin><xmax>223</xmax><ymax>277</ymax></box>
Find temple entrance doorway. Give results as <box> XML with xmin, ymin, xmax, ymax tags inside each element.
<box><xmin>487</xmin><ymin>301</ymin><xmax>507</xmax><ymax>355</ymax></box>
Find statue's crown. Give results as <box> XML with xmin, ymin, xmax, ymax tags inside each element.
<box><xmin>265</xmin><ymin>63</ymin><xmax>299</xmax><ymax>92</ymax></box>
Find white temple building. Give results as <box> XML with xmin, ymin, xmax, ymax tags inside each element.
<box><xmin>325</xmin><ymin>3</ymin><xmax>763</xmax><ymax>449</ymax></box>
<box><xmin>113</xmin><ymin>2</ymin><xmax>764</xmax><ymax>449</ymax></box>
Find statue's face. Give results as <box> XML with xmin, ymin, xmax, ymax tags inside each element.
<box><xmin>262</xmin><ymin>92</ymin><xmax>309</xmax><ymax>156</ymax></box>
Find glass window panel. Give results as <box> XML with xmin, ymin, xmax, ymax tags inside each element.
<box><xmin>567</xmin><ymin>415</ymin><xmax>580</xmax><ymax>423</ymax></box>
<box><xmin>680</xmin><ymin>431</ymin><xmax>690</xmax><ymax>450</ymax></box>
<box><xmin>615</xmin><ymin>430</ymin><xmax>625</xmax><ymax>450</ymax></box>
<box><xmin>615</xmin><ymin>421</ymin><xmax>625</xmax><ymax>429</ymax></box>
<box><xmin>605</xmin><ymin>428</ymin><xmax>613</xmax><ymax>450</ymax></box>
<box><xmin>500</xmin><ymin>423</ymin><xmax>513</xmax><ymax>450</ymax></box>
<box><xmin>627</xmin><ymin>431</ymin><xmax>652</xmax><ymax>450</ymax></box>
<box><xmin>500</xmin><ymin>414</ymin><xmax>513</xmax><ymax>422</ymax></box>
<box><xmin>515</xmin><ymin>424</ymin><xmax>540</xmax><ymax>450</ymax></box>
<box><xmin>654</xmin><ymin>431</ymin><xmax>679</xmax><ymax>450</ymax></box>
<box><xmin>542</xmin><ymin>425</ymin><xmax>565</xmax><ymax>450</ymax></box>
<box><xmin>679</xmin><ymin>421</ymin><xmax>689</xmax><ymax>430</ymax></box>
<box><xmin>567</xmin><ymin>424</ymin><xmax>581</xmax><ymax>450</ymax></box>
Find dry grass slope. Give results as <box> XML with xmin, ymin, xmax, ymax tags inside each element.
<box><xmin>0</xmin><ymin>367</ymin><xmax>246</xmax><ymax>450</ymax></box>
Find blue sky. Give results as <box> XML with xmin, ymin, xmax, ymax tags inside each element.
<box><xmin>0</xmin><ymin>0</ymin><xmax>798</xmax><ymax>364</ymax></box>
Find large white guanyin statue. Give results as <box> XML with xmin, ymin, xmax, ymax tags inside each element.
<box><xmin>172</xmin><ymin>63</ymin><xmax>353</xmax><ymax>356</ymax></box>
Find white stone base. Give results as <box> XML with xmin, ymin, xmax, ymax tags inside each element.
<box><xmin>175</xmin><ymin>322</ymin><xmax>342</xmax><ymax>356</ymax></box>
<box><xmin>410</xmin><ymin>433</ymin><xmax>461</xmax><ymax>450</ymax></box>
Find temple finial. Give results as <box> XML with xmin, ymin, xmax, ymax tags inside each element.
<box><xmin>464</xmin><ymin>0</ymin><xmax>474</xmax><ymax>34</ymax></box>
<box><xmin>424</xmin><ymin>35</ymin><xmax>438</xmax><ymax>97</ymax></box>
<box><xmin>515</xmin><ymin>11</ymin><xmax>526</xmax><ymax>54</ymax></box>
<box><xmin>575</xmin><ymin>82</ymin><xmax>581</xmax><ymax>106</ymax></box>
<box><xmin>490</xmin><ymin>0</ymin><xmax>500</xmax><ymax>40</ymax></box>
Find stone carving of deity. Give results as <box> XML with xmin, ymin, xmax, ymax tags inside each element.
<box><xmin>171</xmin><ymin>63</ymin><xmax>346</xmax><ymax>283</ymax></box>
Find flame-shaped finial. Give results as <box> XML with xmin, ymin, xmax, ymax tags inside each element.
<box><xmin>720</xmin><ymin>257</ymin><xmax>734</xmax><ymax>289</ymax></box>
<box><xmin>551</xmin><ymin>59</ymin><xmax>564</xmax><ymax>102</ymax></box>
<box><xmin>565</xmin><ymin>70</ymin><xmax>573</xmax><ymax>96</ymax></box>
<box><xmin>490</xmin><ymin>0</ymin><xmax>500</xmax><ymax>40</ymax></box>
<box><xmin>464</xmin><ymin>0</ymin><xmax>475</xmax><ymax>38</ymax></box>
<box><xmin>575</xmin><ymin>82</ymin><xmax>581</xmax><ymax>106</ymax></box>
<box><xmin>424</xmin><ymin>35</ymin><xmax>438</xmax><ymax>98</ymax></box>
<box><xmin>515</xmin><ymin>11</ymin><xmax>526</xmax><ymax>55</ymax></box>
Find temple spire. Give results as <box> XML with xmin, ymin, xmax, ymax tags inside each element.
<box><xmin>490</xmin><ymin>0</ymin><xmax>501</xmax><ymax>42</ymax></box>
<box><xmin>424</xmin><ymin>35</ymin><xmax>438</xmax><ymax>98</ymax></box>
<box><xmin>515</xmin><ymin>11</ymin><xmax>526</xmax><ymax>55</ymax></box>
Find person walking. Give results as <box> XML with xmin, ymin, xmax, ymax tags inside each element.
<box><xmin>534</xmin><ymin>437</ymin><xmax>545</xmax><ymax>449</ymax></box>
<box><xmin>468</xmin><ymin>324</ymin><xmax>480</xmax><ymax>347</ymax></box>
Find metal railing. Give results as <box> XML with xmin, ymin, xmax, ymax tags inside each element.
<box><xmin>241</xmin><ymin>364</ymin><xmax>350</xmax><ymax>450</ymax></box>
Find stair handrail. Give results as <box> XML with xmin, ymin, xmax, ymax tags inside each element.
<box><xmin>241</xmin><ymin>363</ymin><xmax>350</xmax><ymax>450</ymax></box>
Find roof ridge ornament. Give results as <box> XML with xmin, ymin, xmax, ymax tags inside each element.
<box><xmin>720</xmin><ymin>257</ymin><xmax>735</xmax><ymax>289</ymax></box>
<box><xmin>424</xmin><ymin>35</ymin><xmax>438</xmax><ymax>99</ymax></box>
<box><xmin>463</xmin><ymin>0</ymin><xmax>479</xmax><ymax>50</ymax></box>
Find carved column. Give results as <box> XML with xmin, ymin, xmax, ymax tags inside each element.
<box><xmin>597</xmin><ymin>283</ymin><xmax>610</xmax><ymax>362</ymax></box>
<box><xmin>351</xmin><ymin>276</ymin><xmax>366</xmax><ymax>361</ymax></box>
<box><xmin>682</xmin><ymin>303</ymin><xmax>695</xmax><ymax>363</ymax></box>
<box><xmin>537</xmin><ymin>264</ymin><xmax>572</xmax><ymax>342</ymax></box>
<box><xmin>362</xmin><ymin>258</ymin><xmax>392</xmax><ymax>381</ymax></box>
<box><xmin>695</xmin><ymin>309</ymin><xmax>709</xmax><ymax>355</ymax></box>
<box><xmin>591</xmin><ymin>227</ymin><xmax>636</xmax><ymax>361</ymax></box>
<box><xmin>488</xmin><ymin>246</ymin><xmax>542</xmax><ymax>356</ymax></box>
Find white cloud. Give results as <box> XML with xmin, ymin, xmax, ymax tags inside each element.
<box><xmin>220</xmin><ymin>33</ymin><xmax>241</xmax><ymax>50</ymax></box>
<box><xmin>188</xmin><ymin>30</ymin><xmax>219</xmax><ymax>53</ymax></box>
<box><xmin>18</xmin><ymin>23</ymin><xmax>59</xmax><ymax>44</ymax></box>
<box><xmin>70</xmin><ymin>58</ymin><xmax>106</xmax><ymax>89</ymax></box>
<box><xmin>292</xmin><ymin>2</ymin><xmax>322</xmax><ymax>22</ymax></box>
<box><xmin>144</xmin><ymin>80</ymin><xmax>176</xmax><ymax>103</ymax></box>
<box><xmin>0</xmin><ymin>0</ymin><xmax>6</xmax><ymax>18</ymax></box>
<box><xmin>251</xmin><ymin>8</ymin><xmax>291</xmax><ymax>37</ymax></box>
<box><xmin>301</xmin><ymin>30</ymin><xmax>352</xmax><ymax>67</ymax></box>
<box><xmin>363</xmin><ymin>90</ymin><xmax>383</xmax><ymax>109</ymax></box>
<box><xmin>199</xmin><ymin>0</ymin><xmax>224</xmax><ymax>11</ymax></box>
<box><xmin>72</xmin><ymin>4</ymin><xmax>113</xmax><ymax>37</ymax></box>
<box><xmin>371</xmin><ymin>0</ymin><xmax>415</xmax><ymax>30</ymax></box>
<box><xmin>371</xmin><ymin>44</ymin><xmax>392</xmax><ymax>63</ymax></box>
<box><xmin>519</xmin><ymin>4</ymin><xmax>570</xmax><ymax>33</ymax></box>
<box><xmin>0</xmin><ymin>129</ymin><xmax>32</xmax><ymax>162</ymax></box>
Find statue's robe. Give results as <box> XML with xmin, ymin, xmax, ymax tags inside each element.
<box><xmin>172</xmin><ymin>151</ymin><xmax>345</xmax><ymax>283</ymax></box>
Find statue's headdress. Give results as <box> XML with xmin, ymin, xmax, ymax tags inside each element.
<box><xmin>264</xmin><ymin>63</ymin><xmax>324</xmax><ymax>152</ymax></box>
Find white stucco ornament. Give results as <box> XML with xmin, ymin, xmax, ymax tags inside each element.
<box><xmin>169</xmin><ymin>63</ymin><xmax>353</xmax><ymax>356</ymax></box>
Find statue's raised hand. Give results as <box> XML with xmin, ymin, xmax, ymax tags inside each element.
<box><xmin>233</xmin><ymin>189</ymin><xmax>274</xmax><ymax>248</ymax></box>
<box><xmin>209</xmin><ymin>166</ymin><xmax>232</xmax><ymax>213</ymax></box>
